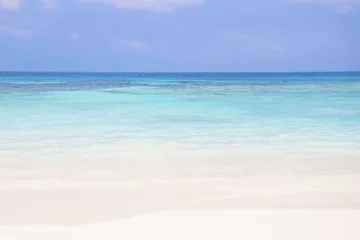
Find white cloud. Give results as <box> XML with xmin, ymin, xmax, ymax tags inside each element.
<box><xmin>315</xmin><ymin>34</ymin><xmax>344</xmax><ymax>47</ymax></box>
<box><xmin>71</xmin><ymin>32</ymin><xmax>79</xmax><ymax>40</ymax></box>
<box><xmin>0</xmin><ymin>0</ymin><xmax>20</xmax><ymax>10</ymax></box>
<box><xmin>295</xmin><ymin>0</ymin><xmax>360</xmax><ymax>3</ymax></box>
<box><xmin>336</xmin><ymin>4</ymin><xmax>354</xmax><ymax>11</ymax></box>
<box><xmin>78</xmin><ymin>0</ymin><xmax>204</xmax><ymax>12</ymax></box>
<box><xmin>41</xmin><ymin>0</ymin><xmax>55</xmax><ymax>9</ymax></box>
<box><xmin>225</xmin><ymin>30</ymin><xmax>249</xmax><ymax>41</ymax></box>
<box><xmin>0</xmin><ymin>25</ymin><xmax>32</xmax><ymax>38</ymax></box>
<box><xmin>294</xmin><ymin>0</ymin><xmax>360</xmax><ymax>11</ymax></box>
<box><xmin>121</xmin><ymin>39</ymin><xmax>149</xmax><ymax>51</ymax></box>
<box><xmin>269</xmin><ymin>43</ymin><xmax>284</xmax><ymax>51</ymax></box>
<box><xmin>0</xmin><ymin>0</ymin><xmax>56</xmax><ymax>11</ymax></box>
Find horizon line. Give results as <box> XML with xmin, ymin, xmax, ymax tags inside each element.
<box><xmin>1</xmin><ymin>70</ymin><xmax>360</xmax><ymax>74</ymax></box>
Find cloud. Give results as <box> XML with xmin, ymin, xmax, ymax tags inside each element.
<box><xmin>295</xmin><ymin>0</ymin><xmax>360</xmax><ymax>3</ymax></box>
<box><xmin>121</xmin><ymin>39</ymin><xmax>149</xmax><ymax>51</ymax></box>
<box><xmin>78</xmin><ymin>0</ymin><xmax>204</xmax><ymax>12</ymax></box>
<box><xmin>0</xmin><ymin>0</ymin><xmax>56</xmax><ymax>11</ymax></box>
<box><xmin>224</xmin><ymin>30</ymin><xmax>249</xmax><ymax>41</ymax></box>
<box><xmin>41</xmin><ymin>0</ymin><xmax>55</xmax><ymax>9</ymax></box>
<box><xmin>0</xmin><ymin>0</ymin><xmax>20</xmax><ymax>10</ymax></box>
<box><xmin>294</xmin><ymin>0</ymin><xmax>360</xmax><ymax>11</ymax></box>
<box><xmin>269</xmin><ymin>43</ymin><xmax>284</xmax><ymax>51</ymax></box>
<box><xmin>336</xmin><ymin>4</ymin><xmax>354</xmax><ymax>12</ymax></box>
<box><xmin>315</xmin><ymin>34</ymin><xmax>344</xmax><ymax>47</ymax></box>
<box><xmin>71</xmin><ymin>32</ymin><xmax>80</xmax><ymax>40</ymax></box>
<box><xmin>0</xmin><ymin>25</ymin><xmax>32</xmax><ymax>38</ymax></box>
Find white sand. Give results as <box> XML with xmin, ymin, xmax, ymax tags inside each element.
<box><xmin>1</xmin><ymin>142</ymin><xmax>360</xmax><ymax>238</ymax></box>
<box><xmin>1</xmin><ymin>209</ymin><xmax>359</xmax><ymax>240</ymax></box>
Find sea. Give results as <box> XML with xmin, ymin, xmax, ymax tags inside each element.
<box><xmin>0</xmin><ymin>72</ymin><xmax>360</xmax><ymax>224</ymax></box>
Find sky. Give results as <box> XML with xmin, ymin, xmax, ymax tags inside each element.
<box><xmin>0</xmin><ymin>0</ymin><xmax>360</xmax><ymax>72</ymax></box>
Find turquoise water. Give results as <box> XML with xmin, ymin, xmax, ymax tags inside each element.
<box><xmin>1</xmin><ymin>72</ymin><xmax>360</xmax><ymax>145</ymax></box>
<box><xmin>1</xmin><ymin>72</ymin><xmax>360</xmax><ymax>175</ymax></box>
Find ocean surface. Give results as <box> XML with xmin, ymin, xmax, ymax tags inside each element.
<box><xmin>1</xmin><ymin>72</ymin><xmax>360</xmax><ymax>224</ymax></box>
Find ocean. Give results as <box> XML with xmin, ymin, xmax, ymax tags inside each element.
<box><xmin>0</xmin><ymin>72</ymin><xmax>360</xmax><ymax>224</ymax></box>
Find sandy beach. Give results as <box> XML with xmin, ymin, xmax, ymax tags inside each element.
<box><xmin>1</xmin><ymin>209</ymin><xmax>360</xmax><ymax>240</ymax></box>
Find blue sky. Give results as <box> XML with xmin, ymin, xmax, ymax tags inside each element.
<box><xmin>0</xmin><ymin>0</ymin><xmax>359</xmax><ymax>72</ymax></box>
